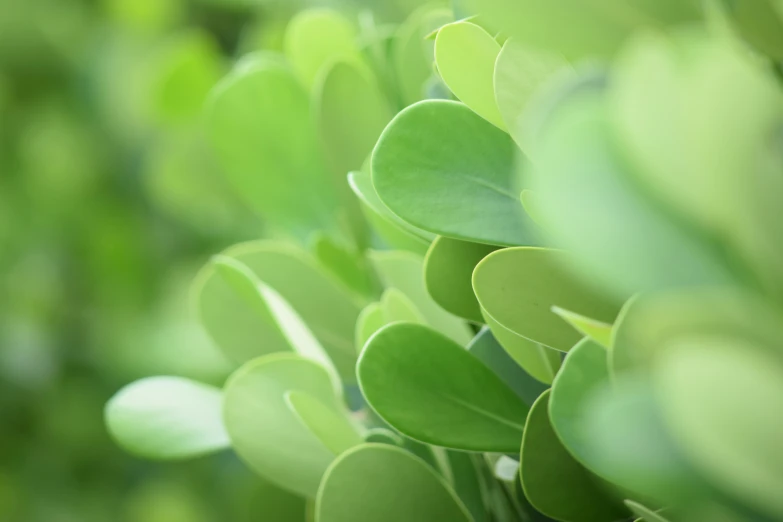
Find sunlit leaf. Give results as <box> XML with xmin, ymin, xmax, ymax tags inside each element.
<box><xmin>105</xmin><ymin>377</ymin><xmax>229</xmax><ymax>460</ymax></box>
<box><xmin>435</xmin><ymin>21</ymin><xmax>505</xmax><ymax>129</ymax></box>
<box><xmin>358</xmin><ymin>323</ymin><xmax>529</xmax><ymax>451</ymax></box>
<box><xmin>372</xmin><ymin>100</ymin><xmax>541</xmax><ymax>246</ymax></box>
<box><xmin>473</xmin><ymin>247</ymin><xmax>619</xmax><ymax>351</ymax></box>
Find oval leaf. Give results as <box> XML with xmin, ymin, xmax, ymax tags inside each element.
<box><xmin>435</xmin><ymin>21</ymin><xmax>505</xmax><ymax>129</ymax></box>
<box><xmin>207</xmin><ymin>59</ymin><xmax>340</xmax><ymax>240</ymax></box>
<box><xmin>105</xmin><ymin>377</ymin><xmax>229</xmax><ymax>460</ymax></box>
<box><xmin>358</xmin><ymin>323</ymin><xmax>529</xmax><ymax>451</ymax></box>
<box><xmin>223</xmin><ymin>354</ymin><xmax>341</xmax><ymax>498</ymax></box>
<box><xmin>372</xmin><ymin>99</ymin><xmax>540</xmax><ymax>247</ymax></box>
<box><xmin>474</xmin><ymin>247</ymin><xmax>619</xmax><ymax>351</ymax></box>
<box><xmin>316</xmin><ymin>444</ymin><xmax>472</xmax><ymax>522</ymax></box>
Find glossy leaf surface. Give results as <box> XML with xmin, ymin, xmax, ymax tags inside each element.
<box><xmin>372</xmin><ymin>100</ymin><xmax>540</xmax><ymax>246</ymax></box>
<box><xmin>358</xmin><ymin>323</ymin><xmax>529</xmax><ymax>451</ymax></box>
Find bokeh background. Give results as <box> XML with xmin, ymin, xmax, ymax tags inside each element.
<box><xmin>0</xmin><ymin>0</ymin><xmax>413</xmax><ymax>520</ymax></box>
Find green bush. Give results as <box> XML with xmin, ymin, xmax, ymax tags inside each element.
<box><xmin>106</xmin><ymin>2</ymin><xmax>783</xmax><ymax>521</ymax></box>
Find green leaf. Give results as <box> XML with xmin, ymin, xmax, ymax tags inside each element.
<box><xmin>347</xmin><ymin>170</ymin><xmax>433</xmax><ymax>255</ymax></box>
<box><xmin>368</xmin><ymin>250</ymin><xmax>473</xmax><ymax>345</ymax></box>
<box><xmin>193</xmin><ymin>241</ymin><xmax>361</xmax><ymax>381</ymax></box>
<box><xmin>467</xmin><ymin>327</ymin><xmax>549</xmax><ymax>406</ymax></box>
<box><xmin>551</xmin><ymin>306</ymin><xmax>613</xmax><ymax>348</ymax></box>
<box><xmin>609</xmin><ymin>33</ymin><xmax>783</xmax><ymax>300</ymax></box>
<box><xmin>223</xmin><ymin>353</ymin><xmax>341</xmax><ymax>498</ymax></box>
<box><xmin>315</xmin><ymin>444</ymin><xmax>472</xmax><ymax>522</ymax></box>
<box><xmin>549</xmin><ymin>339</ymin><xmax>609</xmax><ymax>465</ymax></box>
<box><xmin>105</xmin><ymin>377</ymin><xmax>229</xmax><ymax>460</ymax></box>
<box><xmin>311</xmin><ymin>233</ymin><xmax>378</xmax><ymax>299</ymax></box>
<box><xmin>654</xmin><ymin>338</ymin><xmax>783</xmax><ymax>520</ymax></box>
<box><xmin>434</xmin><ymin>21</ymin><xmax>505</xmax><ymax>129</ymax></box>
<box><xmin>449</xmin><ymin>452</ymin><xmax>491</xmax><ymax>522</ymax></box>
<box><xmin>354</xmin><ymin>289</ymin><xmax>424</xmax><ymax>354</ymax></box>
<box><xmin>207</xmin><ymin>59</ymin><xmax>340</xmax><ymax>240</ymax></box>
<box><xmin>528</xmin><ymin>78</ymin><xmax>736</xmax><ymax>299</ymax></box>
<box><xmin>364</xmin><ymin>428</ymin><xmax>404</xmax><ymax>446</ymax></box>
<box><xmin>392</xmin><ymin>7</ymin><xmax>452</xmax><ymax>105</ymax></box>
<box><xmin>580</xmin><ymin>375</ymin><xmax>704</xmax><ymax>503</ymax></box>
<box><xmin>463</xmin><ymin>0</ymin><xmax>701</xmax><ymax>60</ymax></box>
<box><xmin>625</xmin><ymin>500</ymin><xmax>670</xmax><ymax>522</ymax></box>
<box><xmin>211</xmin><ymin>256</ymin><xmax>340</xmax><ymax>381</ymax></box>
<box><xmin>315</xmin><ymin>60</ymin><xmax>393</xmax><ymax>179</ymax></box>
<box><xmin>355</xmin><ymin>302</ymin><xmax>385</xmax><ymax>354</ymax></box>
<box><xmin>610</xmin><ymin>289</ymin><xmax>783</xmax><ymax>376</ymax></box>
<box><xmin>520</xmin><ymin>390</ymin><xmax>627</xmax><ymax>522</ymax></box>
<box><xmin>372</xmin><ymin>100</ymin><xmax>541</xmax><ymax>247</ymax></box>
<box><xmin>285</xmin><ymin>391</ymin><xmax>364</xmax><ymax>455</ymax></box>
<box><xmin>380</xmin><ymin>287</ymin><xmax>425</xmax><ymax>323</ymax></box>
<box><xmin>482</xmin><ymin>311</ymin><xmax>562</xmax><ymax>384</ymax></box>
<box><xmin>720</xmin><ymin>0</ymin><xmax>783</xmax><ymax>59</ymax></box>
<box><xmin>424</xmin><ymin>236</ymin><xmax>497</xmax><ymax>322</ymax></box>
<box><xmin>284</xmin><ymin>8</ymin><xmax>361</xmax><ymax>88</ymax></box>
<box><xmin>494</xmin><ymin>38</ymin><xmax>568</xmax><ymax>148</ymax></box>
<box><xmin>473</xmin><ymin>247</ymin><xmax>620</xmax><ymax>351</ymax></box>
<box><xmin>358</xmin><ymin>323</ymin><xmax>529</xmax><ymax>451</ymax></box>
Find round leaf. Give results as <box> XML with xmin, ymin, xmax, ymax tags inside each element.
<box><xmin>372</xmin><ymin>99</ymin><xmax>541</xmax><ymax>247</ymax></box>
<box><xmin>223</xmin><ymin>354</ymin><xmax>341</xmax><ymax>498</ymax></box>
<box><xmin>315</xmin><ymin>444</ymin><xmax>472</xmax><ymax>522</ymax></box>
<box><xmin>358</xmin><ymin>323</ymin><xmax>529</xmax><ymax>452</ymax></box>
<box><xmin>473</xmin><ymin>247</ymin><xmax>620</xmax><ymax>351</ymax></box>
<box><xmin>105</xmin><ymin>377</ymin><xmax>229</xmax><ymax>460</ymax></box>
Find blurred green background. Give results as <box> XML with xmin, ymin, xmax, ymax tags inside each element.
<box><xmin>0</xmin><ymin>0</ymin><xmax>391</xmax><ymax>520</ymax></box>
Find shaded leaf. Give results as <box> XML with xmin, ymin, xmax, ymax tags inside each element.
<box><xmin>520</xmin><ymin>390</ymin><xmax>627</xmax><ymax>522</ymax></box>
<box><xmin>424</xmin><ymin>236</ymin><xmax>497</xmax><ymax>322</ymax></box>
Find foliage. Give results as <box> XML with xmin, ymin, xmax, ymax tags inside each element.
<box><xmin>106</xmin><ymin>1</ymin><xmax>783</xmax><ymax>521</ymax></box>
